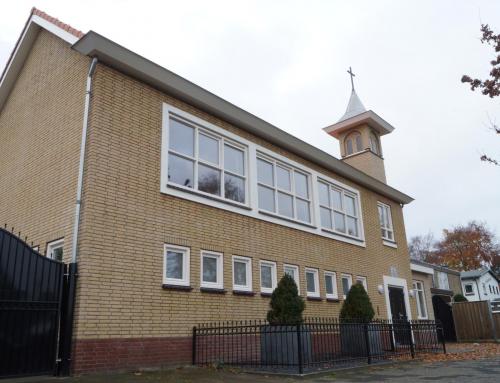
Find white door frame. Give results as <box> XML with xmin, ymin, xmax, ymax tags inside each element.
<box><xmin>383</xmin><ymin>275</ymin><xmax>412</xmax><ymax>320</ymax></box>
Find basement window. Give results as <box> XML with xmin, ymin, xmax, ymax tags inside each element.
<box><xmin>305</xmin><ymin>268</ymin><xmax>320</xmax><ymax>298</ymax></box>
<box><xmin>164</xmin><ymin>244</ymin><xmax>190</xmax><ymax>287</ymax></box>
<box><xmin>46</xmin><ymin>239</ymin><xmax>64</xmax><ymax>262</ymax></box>
<box><xmin>324</xmin><ymin>271</ymin><xmax>338</xmax><ymax>300</ymax></box>
<box><xmin>284</xmin><ymin>264</ymin><xmax>300</xmax><ymax>294</ymax></box>
<box><xmin>260</xmin><ymin>260</ymin><xmax>277</xmax><ymax>294</ymax></box>
<box><xmin>200</xmin><ymin>251</ymin><xmax>223</xmax><ymax>289</ymax></box>
<box><xmin>233</xmin><ymin>256</ymin><xmax>252</xmax><ymax>292</ymax></box>
<box><xmin>341</xmin><ymin>274</ymin><xmax>352</xmax><ymax>299</ymax></box>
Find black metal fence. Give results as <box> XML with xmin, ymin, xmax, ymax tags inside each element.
<box><xmin>193</xmin><ymin>318</ymin><xmax>445</xmax><ymax>374</ymax></box>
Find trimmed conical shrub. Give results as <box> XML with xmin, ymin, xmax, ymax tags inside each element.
<box><xmin>266</xmin><ymin>274</ymin><xmax>305</xmax><ymax>325</ymax></box>
<box><xmin>339</xmin><ymin>283</ymin><xmax>375</xmax><ymax>322</ymax></box>
<box><xmin>453</xmin><ymin>293</ymin><xmax>468</xmax><ymax>302</ymax></box>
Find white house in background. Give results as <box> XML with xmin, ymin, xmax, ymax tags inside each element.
<box><xmin>461</xmin><ymin>268</ymin><xmax>500</xmax><ymax>302</ymax></box>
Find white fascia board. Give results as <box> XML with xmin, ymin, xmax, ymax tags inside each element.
<box><xmin>410</xmin><ymin>263</ymin><xmax>434</xmax><ymax>275</ymax></box>
<box><xmin>31</xmin><ymin>15</ymin><xmax>79</xmax><ymax>45</ymax></box>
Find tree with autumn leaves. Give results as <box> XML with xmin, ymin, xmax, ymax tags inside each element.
<box><xmin>409</xmin><ymin>221</ymin><xmax>500</xmax><ymax>276</ymax></box>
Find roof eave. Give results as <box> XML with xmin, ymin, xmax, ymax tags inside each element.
<box><xmin>72</xmin><ymin>31</ymin><xmax>413</xmax><ymax>205</ymax></box>
<box><xmin>323</xmin><ymin>110</ymin><xmax>395</xmax><ymax>139</ymax></box>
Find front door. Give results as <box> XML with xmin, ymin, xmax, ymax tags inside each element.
<box><xmin>388</xmin><ymin>286</ymin><xmax>408</xmax><ymax>345</ymax></box>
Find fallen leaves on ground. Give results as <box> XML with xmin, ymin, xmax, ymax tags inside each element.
<box><xmin>418</xmin><ymin>343</ymin><xmax>500</xmax><ymax>363</ymax></box>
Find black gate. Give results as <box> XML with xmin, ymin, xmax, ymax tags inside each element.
<box><xmin>0</xmin><ymin>227</ymin><xmax>76</xmax><ymax>378</ymax></box>
<box><xmin>432</xmin><ymin>295</ymin><xmax>456</xmax><ymax>342</ymax></box>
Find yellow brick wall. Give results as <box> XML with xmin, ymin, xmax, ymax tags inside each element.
<box><xmin>74</xmin><ymin>62</ymin><xmax>418</xmax><ymax>339</ymax></box>
<box><xmin>0</xmin><ymin>30</ymin><xmax>89</xmax><ymax>260</ymax></box>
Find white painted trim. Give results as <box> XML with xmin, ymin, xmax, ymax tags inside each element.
<box><xmin>383</xmin><ymin>275</ymin><xmax>412</xmax><ymax>320</ymax></box>
<box><xmin>324</xmin><ymin>271</ymin><xmax>338</xmax><ymax>299</ymax></box>
<box><xmin>232</xmin><ymin>255</ymin><xmax>253</xmax><ymax>292</ymax></box>
<box><xmin>283</xmin><ymin>264</ymin><xmax>300</xmax><ymax>295</ymax></box>
<box><xmin>31</xmin><ymin>15</ymin><xmax>79</xmax><ymax>44</ymax></box>
<box><xmin>200</xmin><ymin>250</ymin><xmax>223</xmax><ymax>289</ymax></box>
<box><xmin>410</xmin><ymin>263</ymin><xmax>434</xmax><ymax>275</ymax></box>
<box><xmin>160</xmin><ymin>102</ymin><xmax>366</xmax><ymax>248</ymax></box>
<box><xmin>383</xmin><ymin>240</ymin><xmax>398</xmax><ymax>248</ymax></box>
<box><xmin>163</xmin><ymin>244</ymin><xmax>190</xmax><ymax>286</ymax></box>
<box><xmin>413</xmin><ymin>280</ymin><xmax>428</xmax><ymax>319</ymax></box>
<box><xmin>305</xmin><ymin>267</ymin><xmax>320</xmax><ymax>298</ymax></box>
<box><xmin>260</xmin><ymin>260</ymin><xmax>277</xmax><ymax>294</ymax></box>
<box><xmin>46</xmin><ymin>238</ymin><xmax>64</xmax><ymax>260</ymax></box>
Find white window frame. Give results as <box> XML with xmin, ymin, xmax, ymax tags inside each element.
<box><xmin>200</xmin><ymin>251</ymin><xmax>224</xmax><ymax>289</ymax></box>
<box><xmin>377</xmin><ymin>202</ymin><xmax>395</xmax><ymax>243</ymax></box>
<box><xmin>165</xmin><ymin>113</ymin><xmax>249</xmax><ymax>206</ymax></box>
<box><xmin>355</xmin><ymin>275</ymin><xmax>368</xmax><ymax>291</ymax></box>
<box><xmin>305</xmin><ymin>268</ymin><xmax>320</xmax><ymax>298</ymax></box>
<box><xmin>260</xmin><ymin>260</ymin><xmax>277</xmax><ymax>294</ymax></box>
<box><xmin>324</xmin><ymin>271</ymin><xmax>338</xmax><ymax>300</ymax></box>
<box><xmin>46</xmin><ymin>239</ymin><xmax>64</xmax><ymax>261</ymax></box>
<box><xmin>436</xmin><ymin>271</ymin><xmax>450</xmax><ymax>290</ymax></box>
<box><xmin>318</xmin><ymin>179</ymin><xmax>362</xmax><ymax>240</ymax></box>
<box><xmin>163</xmin><ymin>244</ymin><xmax>190</xmax><ymax>287</ymax></box>
<box><xmin>161</xmin><ymin>102</ymin><xmax>366</xmax><ymax>248</ymax></box>
<box><xmin>463</xmin><ymin>283</ymin><xmax>474</xmax><ymax>295</ymax></box>
<box><xmin>341</xmin><ymin>273</ymin><xmax>353</xmax><ymax>299</ymax></box>
<box><xmin>232</xmin><ymin>255</ymin><xmax>252</xmax><ymax>292</ymax></box>
<box><xmin>283</xmin><ymin>264</ymin><xmax>300</xmax><ymax>294</ymax></box>
<box><xmin>257</xmin><ymin>154</ymin><xmax>313</xmax><ymax>225</ymax></box>
<box><xmin>413</xmin><ymin>280</ymin><xmax>428</xmax><ymax>319</ymax></box>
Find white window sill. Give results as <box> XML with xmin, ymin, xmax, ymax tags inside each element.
<box><xmin>383</xmin><ymin>240</ymin><xmax>398</xmax><ymax>248</ymax></box>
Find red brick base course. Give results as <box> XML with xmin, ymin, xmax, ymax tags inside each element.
<box><xmin>72</xmin><ymin>336</ymin><xmax>192</xmax><ymax>374</ymax></box>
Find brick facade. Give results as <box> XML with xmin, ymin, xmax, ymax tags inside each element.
<box><xmin>0</xmin><ymin>29</ymin><xmax>418</xmax><ymax>374</ymax></box>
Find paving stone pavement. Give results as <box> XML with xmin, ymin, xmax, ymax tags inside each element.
<box><xmin>3</xmin><ymin>357</ymin><xmax>500</xmax><ymax>383</ymax></box>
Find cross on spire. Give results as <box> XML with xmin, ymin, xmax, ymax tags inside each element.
<box><xmin>347</xmin><ymin>66</ymin><xmax>356</xmax><ymax>91</ymax></box>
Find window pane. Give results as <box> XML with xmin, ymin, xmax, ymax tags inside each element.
<box><xmin>346</xmin><ymin>139</ymin><xmax>353</xmax><ymax>155</ymax></box>
<box><xmin>325</xmin><ymin>275</ymin><xmax>333</xmax><ymax>295</ymax></box>
<box><xmin>334</xmin><ymin>212</ymin><xmax>346</xmax><ymax>233</ymax></box>
<box><xmin>224</xmin><ymin>173</ymin><xmax>245</xmax><ymax>203</ymax></box>
<box><xmin>378</xmin><ymin>206</ymin><xmax>385</xmax><ymax>226</ymax></box>
<box><xmin>345</xmin><ymin>195</ymin><xmax>356</xmax><ymax>216</ymax></box>
<box><xmin>320</xmin><ymin>207</ymin><xmax>332</xmax><ymax>229</ymax></box>
<box><xmin>355</xmin><ymin>135</ymin><xmax>363</xmax><ymax>152</ymax></box>
<box><xmin>261</xmin><ymin>265</ymin><xmax>273</xmax><ymax>289</ymax></box>
<box><xmin>296</xmin><ymin>199</ymin><xmax>310</xmax><ymax>223</ymax></box>
<box><xmin>234</xmin><ymin>261</ymin><xmax>247</xmax><ymax>286</ymax></box>
<box><xmin>277</xmin><ymin>192</ymin><xmax>293</xmax><ymax>218</ymax></box>
<box><xmin>224</xmin><ymin>144</ymin><xmax>244</xmax><ymax>175</ymax></box>
<box><xmin>346</xmin><ymin>216</ymin><xmax>358</xmax><ymax>237</ymax></box>
<box><xmin>203</xmin><ymin>256</ymin><xmax>218</xmax><ymax>283</ymax></box>
<box><xmin>276</xmin><ymin>166</ymin><xmax>291</xmax><ymax>191</ymax></box>
<box><xmin>258</xmin><ymin>185</ymin><xmax>275</xmax><ymax>212</ymax></box>
<box><xmin>387</xmin><ymin>231</ymin><xmax>393</xmax><ymax>240</ymax></box>
<box><xmin>417</xmin><ymin>291</ymin><xmax>427</xmax><ymax>317</ymax></box>
<box><xmin>318</xmin><ymin>182</ymin><xmax>330</xmax><ymax>206</ymax></box>
<box><xmin>52</xmin><ymin>247</ymin><xmax>63</xmax><ymax>262</ymax></box>
<box><xmin>284</xmin><ymin>266</ymin><xmax>296</xmax><ymax>279</ymax></box>
<box><xmin>332</xmin><ymin>189</ymin><xmax>342</xmax><ymax>210</ymax></box>
<box><xmin>168</xmin><ymin>154</ymin><xmax>194</xmax><ymax>188</ymax></box>
<box><xmin>199</xmin><ymin>133</ymin><xmax>219</xmax><ymax>165</ymax></box>
<box><xmin>257</xmin><ymin>158</ymin><xmax>273</xmax><ymax>186</ymax></box>
<box><xmin>166</xmin><ymin>251</ymin><xmax>183</xmax><ymax>279</ymax></box>
<box><xmin>342</xmin><ymin>277</ymin><xmax>350</xmax><ymax>296</ymax></box>
<box><xmin>306</xmin><ymin>272</ymin><xmax>316</xmax><ymax>293</ymax></box>
<box><xmin>198</xmin><ymin>164</ymin><xmax>221</xmax><ymax>195</ymax></box>
<box><xmin>294</xmin><ymin>172</ymin><xmax>308</xmax><ymax>198</ymax></box>
<box><xmin>169</xmin><ymin>119</ymin><xmax>194</xmax><ymax>156</ymax></box>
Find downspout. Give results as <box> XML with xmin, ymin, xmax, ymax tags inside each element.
<box><xmin>71</xmin><ymin>57</ymin><xmax>98</xmax><ymax>263</ymax></box>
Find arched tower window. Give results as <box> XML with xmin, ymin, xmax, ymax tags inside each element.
<box><xmin>369</xmin><ymin>133</ymin><xmax>380</xmax><ymax>155</ymax></box>
<box><xmin>345</xmin><ymin>132</ymin><xmax>362</xmax><ymax>155</ymax></box>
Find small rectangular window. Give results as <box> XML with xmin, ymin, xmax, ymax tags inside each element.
<box><xmin>377</xmin><ymin>202</ymin><xmax>394</xmax><ymax>242</ymax></box>
<box><xmin>283</xmin><ymin>264</ymin><xmax>300</xmax><ymax>294</ymax></box>
<box><xmin>200</xmin><ymin>251</ymin><xmax>223</xmax><ymax>289</ymax></box>
<box><xmin>341</xmin><ymin>274</ymin><xmax>352</xmax><ymax>299</ymax></box>
<box><xmin>464</xmin><ymin>284</ymin><xmax>474</xmax><ymax>295</ymax></box>
<box><xmin>355</xmin><ymin>276</ymin><xmax>367</xmax><ymax>291</ymax></box>
<box><xmin>260</xmin><ymin>260</ymin><xmax>277</xmax><ymax>294</ymax></box>
<box><xmin>413</xmin><ymin>281</ymin><xmax>428</xmax><ymax>319</ymax></box>
<box><xmin>233</xmin><ymin>256</ymin><xmax>252</xmax><ymax>292</ymax></box>
<box><xmin>305</xmin><ymin>268</ymin><xmax>320</xmax><ymax>298</ymax></box>
<box><xmin>46</xmin><ymin>239</ymin><xmax>64</xmax><ymax>262</ymax></box>
<box><xmin>164</xmin><ymin>244</ymin><xmax>190</xmax><ymax>286</ymax></box>
<box><xmin>324</xmin><ymin>271</ymin><xmax>338</xmax><ymax>299</ymax></box>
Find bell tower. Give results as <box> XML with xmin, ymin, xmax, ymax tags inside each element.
<box><xmin>323</xmin><ymin>68</ymin><xmax>395</xmax><ymax>183</ymax></box>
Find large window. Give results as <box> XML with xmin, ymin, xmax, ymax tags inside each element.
<box><xmin>341</xmin><ymin>274</ymin><xmax>353</xmax><ymax>299</ymax></box>
<box><xmin>257</xmin><ymin>156</ymin><xmax>312</xmax><ymax>224</ymax></box>
<box><xmin>164</xmin><ymin>245</ymin><xmax>190</xmax><ymax>286</ymax></box>
<box><xmin>167</xmin><ymin>117</ymin><xmax>247</xmax><ymax>204</ymax></box>
<box><xmin>260</xmin><ymin>260</ymin><xmax>277</xmax><ymax>294</ymax></box>
<box><xmin>200</xmin><ymin>251</ymin><xmax>223</xmax><ymax>289</ymax></box>
<box><xmin>318</xmin><ymin>180</ymin><xmax>361</xmax><ymax>238</ymax></box>
<box><xmin>305</xmin><ymin>268</ymin><xmax>320</xmax><ymax>298</ymax></box>
<box><xmin>233</xmin><ymin>256</ymin><xmax>252</xmax><ymax>292</ymax></box>
<box><xmin>324</xmin><ymin>271</ymin><xmax>338</xmax><ymax>300</ymax></box>
<box><xmin>413</xmin><ymin>281</ymin><xmax>428</xmax><ymax>319</ymax></box>
<box><xmin>436</xmin><ymin>271</ymin><xmax>449</xmax><ymax>290</ymax></box>
<box><xmin>284</xmin><ymin>264</ymin><xmax>300</xmax><ymax>294</ymax></box>
<box><xmin>46</xmin><ymin>239</ymin><xmax>64</xmax><ymax>261</ymax></box>
<box><xmin>377</xmin><ymin>202</ymin><xmax>394</xmax><ymax>242</ymax></box>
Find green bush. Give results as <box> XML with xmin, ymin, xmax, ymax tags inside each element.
<box><xmin>340</xmin><ymin>283</ymin><xmax>375</xmax><ymax>322</ymax></box>
<box><xmin>453</xmin><ymin>293</ymin><xmax>468</xmax><ymax>302</ymax></box>
<box><xmin>266</xmin><ymin>274</ymin><xmax>305</xmax><ymax>325</ymax></box>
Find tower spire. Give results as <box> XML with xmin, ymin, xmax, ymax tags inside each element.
<box><xmin>347</xmin><ymin>66</ymin><xmax>355</xmax><ymax>91</ymax></box>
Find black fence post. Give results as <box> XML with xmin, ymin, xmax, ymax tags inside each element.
<box><xmin>296</xmin><ymin>324</ymin><xmax>303</xmax><ymax>374</ymax></box>
<box><xmin>408</xmin><ymin>321</ymin><xmax>415</xmax><ymax>359</ymax></box>
<box><xmin>58</xmin><ymin>263</ymin><xmax>78</xmax><ymax>376</ymax></box>
<box><xmin>439</xmin><ymin>325</ymin><xmax>447</xmax><ymax>354</ymax></box>
<box><xmin>364</xmin><ymin>323</ymin><xmax>372</xmax><ymax>364</ymax></box>
<box><xmin>192</xmin><ymin>326</ymin><xmax>197</xmax><ymax>365</ymax></box>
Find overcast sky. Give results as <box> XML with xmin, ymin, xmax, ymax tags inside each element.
<box><xmin>1</xmin><ymin>1</ymin><xmax>499</xmax><ymax>240</ymax></box>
